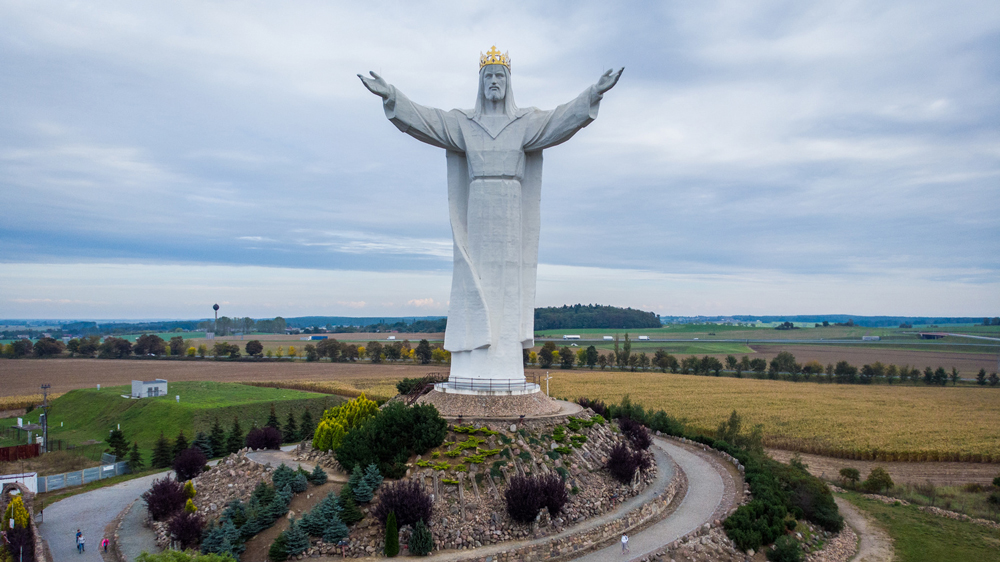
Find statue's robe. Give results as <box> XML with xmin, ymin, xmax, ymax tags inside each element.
<box><xmin>383</xmin><ymin>85</ymin><xmax>603</xmax><ymax>383</ymax></box>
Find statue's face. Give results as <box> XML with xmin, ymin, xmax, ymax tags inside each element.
<box><xmin>482</xmin><ymin>65</ymin><xmax>507</xmax><ymax>102</ymax></box>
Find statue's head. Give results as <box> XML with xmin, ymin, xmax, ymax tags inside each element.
<box><xmin>482</xmin><ymin>65</ymin><xmax>507</xmax><ymax>102</ymax></box>
<box><xmin>474</xmin><ymin>46</ymin><xmax>517</xmax><ymax>119</ymax></box>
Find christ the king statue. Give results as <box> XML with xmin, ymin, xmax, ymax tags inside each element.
<box><xmin>360</xmin><ymin>47</ymin><xmax>622</xmax><ymax>389</ymax></box>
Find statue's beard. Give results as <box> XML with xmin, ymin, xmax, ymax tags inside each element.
<box><xmin>485</xmin><ymin>88</ymin><xmax>505</xmax><ymax>102</ymax></box>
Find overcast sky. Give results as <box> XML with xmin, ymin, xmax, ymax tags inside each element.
<box><xmin>1</xmin><ymin>0</ymin><xmax>998</xmax><ymax>320</ymax></box>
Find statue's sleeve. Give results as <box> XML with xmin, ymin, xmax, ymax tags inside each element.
<box><xmin>522</xmin><ymin>86</ymin><xmax>602</xmax><ymax>151</ymax></box>
<box><xmin>383</xmin><ymin>86</ymin><xmax>465</xmax><ymax>151</ymax></box>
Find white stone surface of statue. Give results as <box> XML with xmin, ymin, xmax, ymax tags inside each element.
<box><xmin>360</xmin><ymin>53</ymin><xmax>622</xmax><ymax>387</ymax></box>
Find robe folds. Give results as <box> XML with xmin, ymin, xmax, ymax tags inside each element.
<box><xmin>383</xmin><ymin>85</ymin><xmax>602</xmax><ymax>382</ymax></box>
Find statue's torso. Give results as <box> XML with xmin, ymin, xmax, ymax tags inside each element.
<box><xmin>458</xmin><ymin>114</ymin><xmax>530</xmax><ymax>181</ymax></box>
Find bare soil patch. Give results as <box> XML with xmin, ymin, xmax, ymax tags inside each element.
<box><xmin>0</xmin><ymin>359</ymin><xmax>444</xmax><ymax>397</ymax></box>
<box><xmin>768</xmin><ymin>449</ymin><xmax>1000</xmax><ymax>486</ymax></box>
<box><xmin>751</xmin><ymin>345</ymin><xmax>997</xmax><ymax>374</ymax></box>
<box><xmin>0</xmin><ymin>450</ymin><xmax>100</xmax><ymax>476</ymax></box>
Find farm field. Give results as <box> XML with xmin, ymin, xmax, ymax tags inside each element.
<box><xmin>748</xmin><ymin>345</ymin><xmax>999</xmax><ymax>374</ymax></box>
<box><xmin>0</xmin><ymin>358</ymin><xmax>441</xmax><ymax>400</ymax></box>
<box><xmin>546</xmin><ymin>370</ymin><xmax>1000</xmax><ymax>460</ymax></box>
<box><xmin>3</xmin><ymin>359</ymin><xmax>999</xmax><ymax>460</ymax></box>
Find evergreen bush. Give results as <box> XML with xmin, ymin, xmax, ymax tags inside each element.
<box><xmin>308</xmin><ymin>464</ymin><xmax>328</xmax><ymax>485</ymax></box>
<box><xmin>408</xmin><ymin>519</ymin><xmax>433</xmax><ymax>556</ymax></box>
<box><xmin>384</xmin><ymin>511</ymin><xmax>399</xmax><ymax>557</ymax></box>
<box><xmin>268</xmin><ymin>532</ymin><xmax>288</xmax><ymax>562</ymax></box>
<box><xmin>283</xmin><ymin>519</ymin><xmax>309</xmax><ymax>556</ymax></box>
<box><xmin>246</xmin><ymin>427</ymin><xmax>282</xmax><ymax>450</ymax></box>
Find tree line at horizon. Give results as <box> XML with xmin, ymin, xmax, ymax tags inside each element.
<box><xmin>529</xmin><ymin>334</ymin><xmax>999</xmax><ymax>387</ymax></box>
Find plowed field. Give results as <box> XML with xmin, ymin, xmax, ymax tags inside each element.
<box><xmin>750</xmin><ymin>345</ymin><xmax>998</xmax><ymax>374</ymax></box>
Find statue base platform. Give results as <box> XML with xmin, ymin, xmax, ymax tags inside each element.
<box><xmin>414</xmin><ymin>385</ymin><xmax>568</xmax><ymax>419</ymax></box>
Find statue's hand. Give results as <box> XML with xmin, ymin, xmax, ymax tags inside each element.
<box><xmin>358</xmin><ymin>71</ymin><xmax>391</xmax><ymax>100</ymax></box>
<box><xmin>595</xmin><ymin>67</ymin><xmax>624</xmax><ymax>95</ymax></box>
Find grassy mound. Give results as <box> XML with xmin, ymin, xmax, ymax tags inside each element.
<box><xmin>3</xmin><ymin>382</ymin><xmax>342</xmax><ymax>463</ymax></box>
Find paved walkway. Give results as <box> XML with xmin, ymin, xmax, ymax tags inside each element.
<box><xmin>39</xmin><ymin>470</ymin><xmax>174</xmax><ymax>562</ymax></box>
<box><xmin>573</xmin><ymin>439</ymin><xmax>730</xmax><ymax>562</ymax></box>
<box><xmin>116</xmin><ymin>502</ymin><xmax>159</xmax><ymax>562</ymax></box>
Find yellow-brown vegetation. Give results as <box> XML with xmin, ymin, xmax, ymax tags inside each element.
<box><xmin>549</xmin><ymin>371</ymin><xmax>1000</xmax><ymax>461</ymax></box>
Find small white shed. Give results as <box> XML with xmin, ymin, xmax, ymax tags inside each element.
<box><xmin>131</xmin><ymin>379</ymin><xmax>168</xmax><ymax>398</ymax></box>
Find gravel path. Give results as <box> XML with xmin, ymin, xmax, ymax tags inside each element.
<box><xmin>572</xmin><ymin>438</ymin><xmax>733</xmax><ymax>562</ymax></box>
<box><xmin>116</xmin><ymin>502</ymin><xmax>159</xmax><ymax>562</ymax></box>
<box><xmin>835</xmin><ymin>497</ymin><xmax>895</xmax><ymax>562</ymax></box>
<box><xmin>38</xmin><ymin>470</ymin><xmax>173</xmax><ymax>562</ymax></box>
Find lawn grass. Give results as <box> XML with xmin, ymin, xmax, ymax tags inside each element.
<box><xmin>0</xmin><ymin>382</ymin><xmax>342</xmax><ymax>463</ymax></box>
<box><xmin>838</xmin><ymin>491</ymin><xmax>1000</xmax><ymax>562</ymax></box>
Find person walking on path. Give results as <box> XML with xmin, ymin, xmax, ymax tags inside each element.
<box><xmin>101</xmin><ymin>538</ymin><xmax>109</xmax><ymax>552</ymax></box>
<box><xmin>621</xmin><ymin>534</ymin><xmax>629</xmax><ymax>554</ymax></box>
<box><xmin>78</xmin><ymin>535</ymin><xmax>86</xmax><ymax>553</ymax></box>
<box><xmin>75</xmin><ymin>530</ymin><xmax>81</xmax><ymax>549</ymax></box>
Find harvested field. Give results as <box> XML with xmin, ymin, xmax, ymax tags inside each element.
<box><xmin>750</xmin><ymin>345</ymin><xmax>999</xmax><ymax>375</ymax></box>
<box><xmin>0</xmin><ymin>358</ymin><xmax>444</xmax><ymax>400</ymax></box>
<box><xmin>767</xmin><ymin>449</ymin><xmax>1000</xmax><ymax>486</ymax></box>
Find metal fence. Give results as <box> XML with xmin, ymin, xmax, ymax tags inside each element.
<box><xmin>36</xmin><ymin>461</ymin><xmax>130</xmax><ymax>493</ymax></box>
<box><xmin>437</xmin><ymin>376</ymin><xmax>541</xmax><ymax>393</ymax></box>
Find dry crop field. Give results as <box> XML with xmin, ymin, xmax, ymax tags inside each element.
<box><xmin>547</xmin><ymin>370</ymin><xmax>1000</xmax><ymax>460</ymax></box>
<box><xmin>4</xmin><ymin>359</ymin><xmax>999</xmax><ymax>461</ymax></box>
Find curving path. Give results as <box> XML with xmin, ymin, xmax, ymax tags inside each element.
<box><xmin>571</xmin><ymin>437</ymin><xmax>735</xmax><ymax>562</ymax></box>
<box><xmin>38</xmin><ymin>470</ymin><xmax>173</xmax><ymax>562</ymax></box>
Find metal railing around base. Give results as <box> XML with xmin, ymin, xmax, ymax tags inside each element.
<box><xmin>438</xmin><ymin>376</ymin><xmax>540</xmax><ymax>393</ymax></box>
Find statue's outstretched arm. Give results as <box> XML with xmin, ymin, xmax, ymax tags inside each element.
<box><xmin>358</xmin><ymin>71</ymin><xmax>391</xmax><ymax>100</ymax></box>
<box><xmin>360</xmin><ymin>71</ymin><xmax>464</xmax><ymax>151</ymax></box>
<box><xmin>522</xmin><ymin>67</ymin><xmax>623</xmax><ymax>151</ymax></box>
<box><xmin>594</xmin><ymin>67</ymin><xmax>624</xmax><ymax>97</ymax></box>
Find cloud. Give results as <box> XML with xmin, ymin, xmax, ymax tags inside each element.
<box><xmin>1</xmin><ymin>0</ymin><xmax>997</xmax><ymax>316</ymax></box>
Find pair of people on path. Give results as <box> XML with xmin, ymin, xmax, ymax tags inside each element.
<box><xmin>76</xmin><ymin>530</ymin><xmax>85</xmax><ymax>553</ymax></box>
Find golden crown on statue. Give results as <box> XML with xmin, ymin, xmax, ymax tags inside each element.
<box><xmin>480</xmin><ymin>45</ymin><xmax>511</xmax><ymax>69</ymax></box>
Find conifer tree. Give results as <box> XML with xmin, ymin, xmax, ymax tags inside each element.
<box><xmin>172</xmin><ymin>430</ymin><xmax>189</xmax><ymax>459</ymax></box>
<box><xmin>151</xmin><ymin>432</ymin><xmax>173</xmax><ymax>468</ymax></box>
<box><xmin>299</xmin><ymin>409</ymin><xmax>315</xmax><ymax>442</ymax></box>
<box><xmin>192</xmin><ymin>431</ymin><xmax>214</xmax><ymax>458</ymax></box>
<box><xmin>292</xmin><ymin>473</ymin><xmax>308</xmax><ymax>494</ymax></box>
<box><xmin>384</xmin><ymin>510</ymin><xmax>399</xmax><ymax>557</ymax></box>
<box><xmin>227</xmin><ymin>417</ymin><xmax>244</xmax><ymax>454</ymax></box>
<box><xmin>408</xmin><ymin>519</ymin><xmax>433</xmax><ymax>556</ymax></box>
<box><xmin>128</xmin><ymin>441</ymin><xmax>145</xmax><ymax>472</ymax></box>
<box><xmin>348</xmin><ymin>465</ymin><xmax>364</xmax><ymax>490</ymax></box>
<box><xmin>353</xmin><ymin>477</ymin><xmax>373</xmax><ymax>503</ymax></box>
<box><xmin>284</xmin><ymin>518</ymin><xmax>310</xmax><ymax>556</ymax></box>
<box><xmin>268</xmin><ymin>531</ymin><xmax>289</xmax><ymax>562</ymax></box>
<box><xmin>362</xmin><ymin>463</ymin><xmax>383</xmax><ymax>491</ymax></box>
<box><xmin>107</xmin><ymin>428</ymin><xmax>129</xmax><ymax>460</ymax></box>
<box><xmin>283</xmin><ymin>410</ymin><xmax>299</xmax><ymax>443</ymax></box>
<box><xmin>309</xmin><ymin>464</ymin><xmax>328</xmax><ymax>485</ymax></box>
<box><xmin>183</xmin><ymin>480</ymin><xmax>197</xmax><ymax>499</ymax></box>
<box><xmin>266</xmin><ymin>404</ymin><xmax>280</xmax><ymax>429</ymax></box>
<box><xmin>298</xmin><ymin>509</ymin><xmax>326</xmax><ymax>538</ymax></box>
<box><xmin>209</xmin><ymin>417</ymin><xmax>227</xmax><ymax>457</ymax></box>
<box><xmin>322</xmin><ymin>514</ymin><xmax>349</xmax><ymax>544</ymax></box>
<box><xmin>338</xmin><ymin>488</ymin><xmax>363</xmax><ymax>524</ymax></box>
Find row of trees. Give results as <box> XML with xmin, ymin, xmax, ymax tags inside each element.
<box><xmin>525</xmin><ymin>337</ymin><xmax>999</xmax><ymax>387</ymax></box>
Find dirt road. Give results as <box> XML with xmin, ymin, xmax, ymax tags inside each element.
<box><xmin>835</xmin><ymin>497</ymin><xmax>895</xmax><ymax>562</ymax></box>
